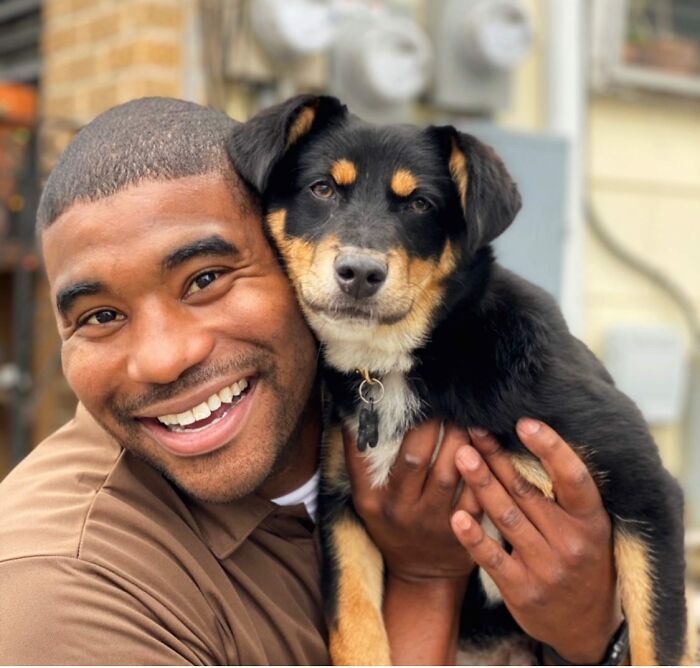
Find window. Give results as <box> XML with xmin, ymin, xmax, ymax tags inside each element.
<box><xmin>592</xmin><ymin>0</ymin><xmax>700</xmax><ymax>96</ymax></box>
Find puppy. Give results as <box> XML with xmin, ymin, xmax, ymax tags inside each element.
<box><xmin>229</xmin><ymin>95</ymin><xmax>690</xmax><ymax>665</ymax></box>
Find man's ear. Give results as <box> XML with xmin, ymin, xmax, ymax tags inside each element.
<box><xmin>431</xmin><ymin>126</ymin><xmax>522</xmax><ymax>254</ymax></box>
<box><xmin>228</xmin><ymin>94</ymin><xmax>347</xmax><ymax>193</ymax></box>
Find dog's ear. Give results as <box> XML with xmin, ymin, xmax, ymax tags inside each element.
<box><xmin>431</xmin><ymin>126</ymin><xmax>521</xmax><ymax>253</ymax></box>
<box><xmin>228</xmin><ymin>94</ymin><xmax>347</xmax><ymax>193</ymax></box>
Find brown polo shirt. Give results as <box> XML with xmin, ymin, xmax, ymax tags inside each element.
<box><xmin>0</xmin><ymin>404</ymin><xmax>329</xmax><ymax>665</ymax></box>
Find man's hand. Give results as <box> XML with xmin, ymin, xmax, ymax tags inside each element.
<box><xmin>343</xmin><ymin>420</ymin><xmax>479</xmax><ymax>664</ymax></box>
<box><xmin>450</xmin><ymin>419</ymin><xmax>623</xmax><ymax>664</ymax></box>
<box><xmin>344</xmin><ymin>419</ymin><xmax>478</xmax><ymax>584</ymax></box>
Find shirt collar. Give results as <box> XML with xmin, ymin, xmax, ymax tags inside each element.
<box><xmin>187</xmin><ymin>493</ymin><xmax>278</xmax><ymax>560</ymax></box>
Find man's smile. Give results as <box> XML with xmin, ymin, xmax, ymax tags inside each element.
<box><xmin>138</xmin><ymin>376</ymin><xmax>258</xmax><ymax>458</ymax></box>
<box><xmin>145</xmin><ymin>376</ymin><xmax>251</xmax><ymax>429</ymax></box>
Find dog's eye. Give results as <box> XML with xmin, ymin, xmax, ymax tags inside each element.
<box><xmin>310</xmin><ymin>180</ymin><xmax>336</xmax><ymax>200</ymax></box>
<box><xmin>408</xmin><ymin>197</ymin><xmax>432</xmax><ymax>213</ymax></box>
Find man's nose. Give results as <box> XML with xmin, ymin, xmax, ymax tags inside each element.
<box><xmin>334</xmin><ymin>253</ymin><xmax>388</xmax><ymax>299</ymax></box>
<box><xmin>127</xmin><ymin>305</ymin><xmax>214</xmax><ymax>385</ymax></box>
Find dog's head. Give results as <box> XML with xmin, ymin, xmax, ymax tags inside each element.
<box><xmin>229</xmin><ymin>95</ymin><xmax>521</xmax><ymax>373</ymax></box>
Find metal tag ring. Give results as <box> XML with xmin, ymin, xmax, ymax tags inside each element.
<box><xmin>359</xmin><ymin>378</ymin><xmax>385</xmax><ymax>405</ymax></box>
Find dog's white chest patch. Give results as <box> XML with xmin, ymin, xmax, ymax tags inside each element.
<box><xmin>345</xmin><ymin>371</ymin><xmax>422</xmax><ymax>488</ymax></box>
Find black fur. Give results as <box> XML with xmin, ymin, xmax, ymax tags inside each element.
<box><xmin>229</xmin><ymin>95</ymin><xmax>687</xmax><ymax>665</ymax></box>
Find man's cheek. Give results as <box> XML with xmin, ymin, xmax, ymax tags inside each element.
<box><xmin>61</xmin><ymin>343</ymin><xmax>108</xmax><ymax>404</ymax></box>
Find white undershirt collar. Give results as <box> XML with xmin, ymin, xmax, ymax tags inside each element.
<box><xmin>271</xmin><ymin>469</ymin><xmax>320</xmax><ymax>522</ymax></box>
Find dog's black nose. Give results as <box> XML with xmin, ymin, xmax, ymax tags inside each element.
<box><xmin>334</xmin><ymin>253</ymin><xmax>388</xmax><ymax>299</ymax></box>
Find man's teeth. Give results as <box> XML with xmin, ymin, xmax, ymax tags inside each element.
<box><xmin>156</xmin><ymin>378</ymin><xmax>249</xmax><ymax>428</ymax></box>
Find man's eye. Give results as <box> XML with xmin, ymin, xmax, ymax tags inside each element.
<box><xmin>310</xmin><ymin>180</ymin><xmax>335</xmax><ymax>200</ymax></box>
<box><xmin>185</xmin><ymin>270</ymin><xmax>221</xmax><ymax>296</ymax></box>
<box><xmin>408</xmin><ymin>197</ymin><xmax>432</xmax><ymax>213</ymax></box>
<box><xmin>81</xmin><ymin>309</ymin><xmax>124</xmax><ymax>326</ymax></box>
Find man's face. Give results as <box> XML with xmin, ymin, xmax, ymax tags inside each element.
<box><xmin>42</xmin><ymin>173</ymin><xmax>319</xmax><ymax>502</ymax></box>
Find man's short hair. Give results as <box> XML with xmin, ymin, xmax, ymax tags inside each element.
<box><xmin>37</xmin><ymin>97</ymin><xmax>252</xmax><ymax>231</ymax></box>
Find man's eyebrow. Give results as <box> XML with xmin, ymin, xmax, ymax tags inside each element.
<box><xmin>56</xmin><ymin>281</ymin><xmax>105</xmax><ymax>318</ymax></box>
<box><xmin>162</xmin><ymin>235</ymin><xmax>239</xmax><ymax>272</ymax></box>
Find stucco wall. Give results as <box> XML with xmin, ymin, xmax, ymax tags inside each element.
<box><xmin>586</xmin><ymin>96</ymin><xmax>700</xmax><ymax>475</ymax></box>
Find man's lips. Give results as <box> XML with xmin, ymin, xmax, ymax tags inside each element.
<box><xmin>138</xmin><ymin>377</ymin><xmax>257</xmax><ymax>458</ymax></box>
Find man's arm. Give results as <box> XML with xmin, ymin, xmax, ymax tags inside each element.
<box><xmin>344</xmin><ymin>421</ymin><xmax>478</xmax><ymax>665</ymax></box>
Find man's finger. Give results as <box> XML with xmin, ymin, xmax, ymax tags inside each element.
<box><xmin>455</xmin><ymin>445</ymin><xmax>550</xmax><ymax>562</ymax></box>
<box><xmin>469</xmin><ymin>428</ymin><xmax>563</xmax><ymax>536</ymax></box>
<box><xmin>454</xmin><ymin>483</ymin><xmax>482</xmax><ymax>518</ymax></box>
<box><xmin>388</xmin><ymin>419</ymin><xmax>442</xmax><ymax>505</ymax></box>
<box><xmin>516</xmin><ymin>419</ymin><xmax>604</xmax><ymax>519</ymax></box>
<box><xmin>423</xmin><ymin>424</ymin><xmax>469</xmax><ymax>503</ymax></box>
<box><xmin>450</xmin><ymin>510</ymin><xmax>522</xmax><ymax>590</ymax></box>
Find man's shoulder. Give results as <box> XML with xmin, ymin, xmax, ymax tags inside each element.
<box><xmin>0</xmin><ymin>404</ymin><xmax>124</xmax><ymax>562</ymax></box>
<box><xmin>0</xmin><ymin>404</ymin><xmax>194</xmax><ymax>568</ymax></box>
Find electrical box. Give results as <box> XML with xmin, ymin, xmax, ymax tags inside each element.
<box><xmin>329</xmin><ymin>9</ymin><xmax>433</xmax><ymax>124</ymax></box>
<box><xmin>224</xmin><ymin>0</ymin><xmax>328</xmax><ymax>89</ymax></box>
<box><xmin>604</xmin><ymin>325</ymin><xmax>688</xmax><ymax>425</ymax></box>
<box><xmin>427</xmin><ymin>0</ymin><xmax>533</xmax><ymax>113</ymax></box>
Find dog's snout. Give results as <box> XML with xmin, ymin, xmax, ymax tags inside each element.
<box><xmin>334</xmin><ymin>253</ymin><xmax>388</xmax><ymax>299</ymax></box>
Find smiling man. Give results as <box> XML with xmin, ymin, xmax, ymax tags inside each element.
<box><xmin>0</xmin><ymin>98</ymin><xmax>327</xmax><ymax>664</ymax></box>
<box><xmin>0</xmin><ymin>97</ymin><xmax>624</xmax><ymax>666</ymax></box>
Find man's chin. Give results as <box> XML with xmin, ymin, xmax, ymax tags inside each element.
<box><xmin>86</xmin><ymin>409</ymin><xmax>269</xmax><ymax>503</ymax></box>
<box><xmin>125</xmin><ymin>439</ymin><xmax>276</xmax><ymax>504</ymax></box>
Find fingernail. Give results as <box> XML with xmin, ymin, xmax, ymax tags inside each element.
<box><xmin>518</xmin><ymin>418</ymin><xmax>541</xmax><ymax>435</ymax></box>
<box><xmin>453</xmin><ymin>510</ymin><xmax>472</xmax><ymax>531</ymax></box>
<box><xmin>457</xmin><ymin>446</ymin><xmax>480</xmax><ymax>471</ymax></box>
<box><xmin>470</xmin><ymin>426</ymin><xmax>488</xmax><ymax>438</ymax></box>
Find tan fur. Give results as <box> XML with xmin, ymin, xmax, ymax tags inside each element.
<box><xmin>449</xmin><ymin>139</ymin><xmax>468</xmax><ymax>212</ymax></box>
<box><xmin>266</xmin><ymin>209</ymin><xmax>287</xmax><ymax>243</ymax></box>
<box><xmin>329</xmin><ymin>513</ymin><xmax>391</xmax><ymax>665</ymax></box>
<box><xmin>268</xmin><ymin>209</ymin><xmax>317</xmax><ymax>279</ymax></box>
<box><xmin>331</xmin><ymin>159</ymin><xmax>357</xmax><ymax>186</ymax></box>
<box><xmin>286</xmin><ymin>106</ymin><xmax>315</xmax><ymax>149</ymax></box>
<box><xmin>684</xmin><ymin>609</ymin><xmax>698</xmax><ymax>665</ymax></box>
<box><xmin>380</xmin><ymin>241</ymin><xmax>458</xmax><ymax>345</ymax></box>
<box><xmin>614</xmin><ymin>531</ymin><xmax>658</xmax><ymax>665</ymax></box>
<box><xmin>510</xmin><ymin>455</ymin><xmax>554</xmax><ymax>499</ymax></box>
<box><xmin>390</xmin><ymin>168</ymin><xmax>417</xmax><ymax>197</ymax></box>
<box><xmin>458</xmin><ymin>636</ymin><xmax>536</xmax><ymax>665</ymax></box>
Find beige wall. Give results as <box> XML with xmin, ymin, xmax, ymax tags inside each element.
<box><xmin>586</xmin><ymin>96</ymin><xmax>700</xmax><ymax>474</ymax></box>
<box><xmin>494</xmin><ymin>0</ymin><xmax>699</xmax><ymax>474</ymax></box>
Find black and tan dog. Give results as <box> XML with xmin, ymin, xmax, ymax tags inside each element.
<box><xmin>229</xmin><ymin>95</ymin><xmax>691</xmax><ymax>665</ymax></box>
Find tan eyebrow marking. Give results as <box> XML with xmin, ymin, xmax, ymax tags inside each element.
<box><xmin>330</xmin><ymin>159</ymin><xmax>357</xmax><ymax>186</ymax></box>
<box><xmin>286</xmin><ymin>106</ymin><xmax>316</xmax><ymax>149</ymax></box>
<box><xmin>448</xmin><ymin>139</ymin><xmax>468</xmax><ymax>212</ymax></box>
<box><xmin>390</xmin><ymin>168</ymin><xmax>417</xmax><ymax>197</ymax></box>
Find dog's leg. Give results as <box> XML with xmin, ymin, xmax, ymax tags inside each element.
<box><xmin>614</xmin><ymin>524</ymin><xmax>693</xmax><ymax>665</ymax></box>
<box><xmin>614</xmin><ymin>529</ymin><xmax>659</xmax><ymax>665</ymax></box>
<box><xmin>327</xmin><ymin>510</ymin><xmax>390</xmax><ymax>665</ymax></box>
<box><xmin>320</xmin><ymin>427</ymin><xmax>391</xmax><ymax>666</ymax></box>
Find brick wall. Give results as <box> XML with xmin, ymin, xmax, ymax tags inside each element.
<box><xmin>42</xmin><ymin>0</ymin><xmax>185</xmax><ymax>127</ymax></box>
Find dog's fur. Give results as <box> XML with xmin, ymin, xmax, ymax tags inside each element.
<box><xmin>229</xmin><ymin>95</ymin><xmax>691</xmax><ymax>665</ymax></box>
